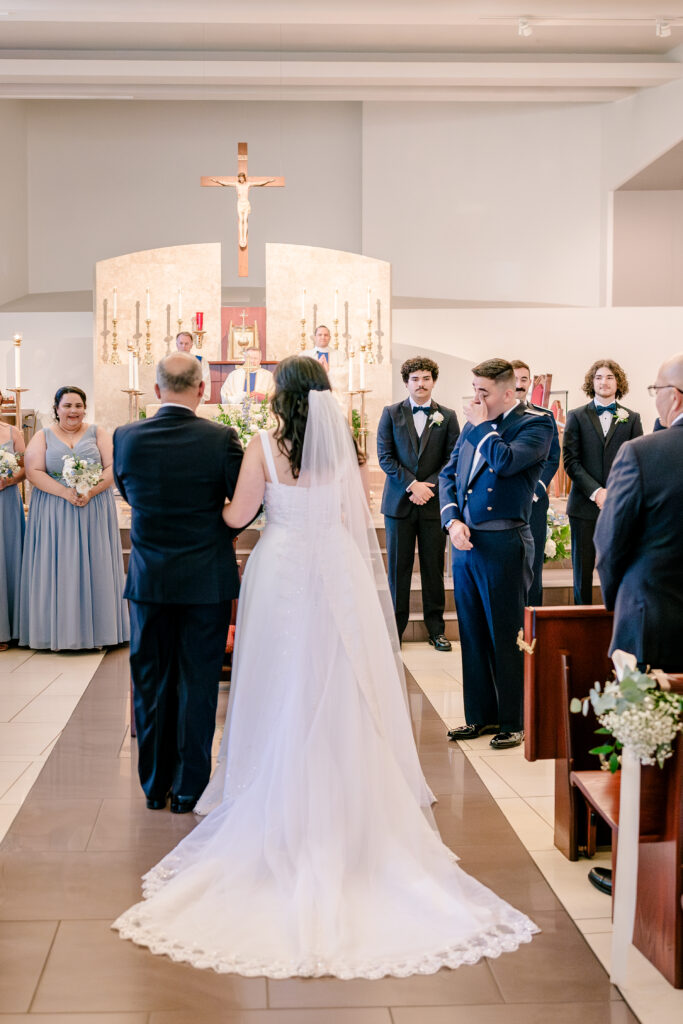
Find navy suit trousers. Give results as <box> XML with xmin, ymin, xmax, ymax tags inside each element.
<box><xmin>528</xmin><ymin>491</ymin><xmax>549</xmax><ymax>607</ymax></box>
<box><xmin>453</xmin><ymin>526</ymin><xmax>533</xmax><ymax>732</ymax></box>
<box><xmin>129</xmin><ymin>599</ymin><xmax>231</xmax><ymax>801</ymax></box>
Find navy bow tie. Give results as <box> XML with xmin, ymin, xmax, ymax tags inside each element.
<box><xmin>412</xmin><ymin>406</ymin><xmax>430</xmax><ymax>415</ymax></box>
<box><xmin>595</xmin><ymin>402</ymin><xmax>617</xmax><ymax>415</ymax></box>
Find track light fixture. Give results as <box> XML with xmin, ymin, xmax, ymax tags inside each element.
<box><xmin>518</xmin><ymin>18</ymin><xmax>533</xmax><ymax>38</ymax></box>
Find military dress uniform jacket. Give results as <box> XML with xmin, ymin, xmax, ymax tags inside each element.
<box><xmin>439</xmin><ymin>403</ymin><xmax>554</xmax><ymax>529</ymax></box>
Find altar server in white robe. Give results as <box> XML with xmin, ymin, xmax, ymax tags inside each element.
<box><xmin>221</xmin><ymin>346</ymin><xmax>274</xmax><ymax>403</ymax></box>
<box><xmin>176</xmin><ymin>331</ymin><xmax>212</xmax><ymax>403</ymax></box>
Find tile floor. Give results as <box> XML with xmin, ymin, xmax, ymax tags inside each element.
<box><xmin>0</xmin><ymin>644</ymin><xmax>633</xmax><ymax>1022</ymax></box>
<box><xmin>405</xmin><ymin>641</ymin><xmax>683</xmax><ymax>1024</ymax></box>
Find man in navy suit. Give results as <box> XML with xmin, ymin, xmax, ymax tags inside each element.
<box><xmin>377</xmin><ymin>357</ymin><xmax>460</xmax><ymax>650</ymax></box>
<box><xmin>563</xmin><ymin>360</ymin><xmax>643</xmax><ymax>605</ymax></box>
<box><xmin>511</xmin><ymin>360</ymin><xmax>560</xmax><ymax>606</ymax></box>
<box><xmin>440</xmin><ymin>358</ymin><xmax>553</xmax><ymax>749</ymax></box>
<box><xmin>595</xmin><ymin>354</ymin><xmax>683</xmax><ymax>671</ymax></box>
<box><xmin>113</xmin><ymin>353</ymin><xmax>244</xmax><ymax>813</ymax></box>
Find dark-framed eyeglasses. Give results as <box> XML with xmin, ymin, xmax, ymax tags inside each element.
<box><xmin>647</xmin><ymin>384</ymin><xmax>683</xmax><ymax>397</ymax></box>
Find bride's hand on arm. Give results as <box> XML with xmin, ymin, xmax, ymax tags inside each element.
<box><xmin>222</xmin><ymin>435</ymin><xmax>266</xmax><ymax>529</ymax></box>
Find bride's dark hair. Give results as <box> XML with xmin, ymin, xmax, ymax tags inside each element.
<box><xmin>271</xmin><ymin>356</ymin><xmax>331</xmax><ymax>478</ymax></box>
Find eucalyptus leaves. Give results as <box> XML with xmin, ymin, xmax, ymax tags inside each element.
<box><xmin>571</xmin><ymin>651</ymin><xmax>683</xmax><ymax>772</ymax></box>
<box><xmin>214</xmin><ymin>397</ymin><xmax>274</xmax><ymax>448</ymax></box>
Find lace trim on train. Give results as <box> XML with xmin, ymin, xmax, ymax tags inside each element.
<box><xmin>112</xmin><ymin>861</ymin><xmax>539</xmax><ymax>981</ymax></box>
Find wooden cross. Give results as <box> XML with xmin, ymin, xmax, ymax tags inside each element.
<box><xmin>201</xmin><ymin>142</ymin><xmax>285</xmax><ymax>278</ymax></box>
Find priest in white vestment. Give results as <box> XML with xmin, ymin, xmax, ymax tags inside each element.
<box><xmin>302</xmin><ymin>325</ymin><xmax>345</xmax><ymax>393</ymax></box>
<box><xmin>176</xmin><ymin>331</ymin><xmax>212</xmax><ymax>403</ymax></box>
<box><xmin>221</xmin><ymin>346</ymin><xmax>274</xmax><ymax>403</ymax></box>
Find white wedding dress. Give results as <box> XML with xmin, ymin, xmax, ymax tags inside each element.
<box><xmin>113</xmin><ymin>392</ymin><xmax>538</xmax><ymax>978</ymax></box>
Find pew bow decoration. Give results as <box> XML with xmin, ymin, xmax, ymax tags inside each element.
<box><xmin>571</xmin><ymin>651</ymin><xmax>683</xmax><ymax>987</ymax></box>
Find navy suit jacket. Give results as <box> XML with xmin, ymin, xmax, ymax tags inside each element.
<box><xmin>439</xmin><ymin>403</ymin><xmax>553</xmax><ymax>529</ymax></box>
<box><xmin>377</xmin><ymin>398</ymin><xmax>460</xmax><ymax>520</ymax></box>
<box><xmin>113</xmin><ymin>406</ymin><xmax>244</xmax><ymax>605</ymax></box>
<box><xmin>594</xmin><ymin>421</ymin><xmax>683</xmax><ymax>669</ymax></box>
<box><xmin>529</xmin><ymin>402</ymin><xmax>560</xmax><ymax>497</ymax></box>
<box><xmin>563</xmin><ymin>402</ymin><xmax>643</xmax><ymax>520</ymax></box>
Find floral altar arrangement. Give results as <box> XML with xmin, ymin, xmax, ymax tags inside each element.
<box><xmin>0</xmin><ymin>449</ymin><xmax>20</xmax><ymax>479</ymax></box>
<box><xmin>571</xmin><ymin>650</ymin><xmax>683</xmax><ymax>772</ymax></box>
<box><xmin>214</xmin><ymin>396</ymin><xmax>275</xmax><ymax>448</ymax></box>
<box><xmin>61</xmin><ymin>455</ymin><xmax>103</xmax><ymax>496</ymax></box>
<box><xmin>544</xmin><ymin>507</ymin><xmax>570</xmax><ymax>562</ymax></box>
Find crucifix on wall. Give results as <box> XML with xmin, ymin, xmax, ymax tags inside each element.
<box><xmin>201</xmin><ymin>142</ymin><xmax>285</xmax><ymax>277</ymax></box>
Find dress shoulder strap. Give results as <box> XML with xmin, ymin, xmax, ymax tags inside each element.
<box><xmin>259</xmin><ymin>429</ymin><xmax>279</xmax><ymax>484</ymax></box>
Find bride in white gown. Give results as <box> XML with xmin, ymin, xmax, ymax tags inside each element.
<box><xmin>113</xmin><ymin>356</ymin><xmax>538</xmax><ymax>978</ymax></box>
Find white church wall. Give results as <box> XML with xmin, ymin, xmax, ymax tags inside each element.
<box><xmin>393</xmin><ymin>305</ymin><xmax>683</xmax><ymax>431</ymax></box>
<box><xmin>602</xmin><ymin>71</ymin><xmax>683</xmax><ymax>191</ymax></box>
<box><xmin>0</xmin><ymin>101</ymin><xmax>28</xmax><ymax>308</ymax></box>
<box><xmin>0</xmin><ymin>312</ymin><xmax>92</xmax><ymax>426</ymax></box>
<box><xmin>362</xmin><ymin>102</ymin><xmax>604</xmax><ymax>307</ymax></box>
<box><xmin>612</xmin><ymin>190</ymin><xmax>683</xmax><ymax>306</ymax></box>
<box><xmin>25</xmin><ymin>100</ymin><xmax>362</xmax><ymax>294</ymax></box>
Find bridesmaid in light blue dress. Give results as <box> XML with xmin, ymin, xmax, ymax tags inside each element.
<box><xmin>0</xmin><ymin>422</ymin><xmax>26</xmax><ymax>649</ymax></box>
<box><xmin>20</xmin><ymin>385</ymin><xmax>129</xmax><ymax>651</ymax></box>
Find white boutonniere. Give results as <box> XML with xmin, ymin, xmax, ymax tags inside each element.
<box><xmin>429</xmin><ymin>411</ymin><xmax>444</xmax><ymax>427</ymax></box>
<box><xmin>614</xmin><ymin>407</ymin><xmax>629</xmax><ymax>424</ymax></box>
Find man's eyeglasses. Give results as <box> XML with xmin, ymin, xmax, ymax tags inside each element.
<box><xmin>647</xmin><ymin>384</ymin><xmax>683</xmax><ymax>397</ymax></box>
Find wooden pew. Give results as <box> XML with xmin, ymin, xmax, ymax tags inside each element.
<box><xmin>523</xmin><ymin>605</ymin><xmax>613</xmax><ymax>858</ymax></box>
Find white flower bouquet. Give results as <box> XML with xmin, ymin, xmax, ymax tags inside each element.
<box><xmin>0</xmin><ymin>449</ymin><xmax>19</xmax><ymax>479</ymax></box>
<box><xmin>571</xmin><ymin>651</ymin><xmax>683</xmax><ymax>771</ymax></box>
<box><xmin>61</xmin><ymin>455</ymin><xmax>103</xmax><ymax>496</ymax></box>
<box><xmin>544</xmin><ymin>507</ymin><xmax>570</xmax><ymax>562</ymax></box>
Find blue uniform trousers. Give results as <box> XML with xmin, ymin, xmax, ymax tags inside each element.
<box><xmin>453</xmin><ymin>525</ymin><xmax>533</xmax><ymax>733</ymax></box>
<box><xmin>528</xmin><ymin>490</ymin><xmax>549</xmax><ymax>607</ymax></box>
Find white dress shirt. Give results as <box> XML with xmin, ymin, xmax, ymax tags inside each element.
<box><xmin>411</xmin><ymin>401</ymin><xmax>432</xmax><ymax>439</ymax></box>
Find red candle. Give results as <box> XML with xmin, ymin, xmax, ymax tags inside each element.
<box><xmin>195</xmin><ymin>311</ymin><xmax>204</xmax><ymax>331</ymax></box>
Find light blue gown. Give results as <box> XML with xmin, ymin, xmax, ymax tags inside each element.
<box><xmin>0</xmin><ymin>436</ymin><xmax>25</xmax><ymax>642</ymax></box>
<box><xmin>19</xmin><ymin>425</ymin><xmax>130</xmax><ymax>651</ymax></box>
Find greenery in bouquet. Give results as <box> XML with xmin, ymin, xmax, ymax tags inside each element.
<box><xmin>0</xmin><ymin>449</ymin><xmax>20</xmax><ymax>479</ymax></box>
<box><xmin>544</xmin><ymin>507</ymin><xmax>570</xmax><ymax>562</ymax></box>
<box><xmin>570</xmin><ymin>651</ymin><xmax>683</xmax><ymax>772</ymax></box>
<box><xmin>351</xmin><ymin>409</ymin><xmax>362</xmax><ymax>442</ymax></box>
<box><xmin>214</xmin><ymin>396</ymin><xmax>275</xmax><ymax>447</ymax></box>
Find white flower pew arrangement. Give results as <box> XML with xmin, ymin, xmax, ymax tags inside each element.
<box><xmin>571</xmin><ymin>651</ymin><xmax>683</xmax><ymax>985</ymax></box>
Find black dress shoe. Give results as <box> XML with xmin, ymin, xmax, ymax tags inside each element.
<box><xmin>588</xmin><ymin>867</ymin><xmax>613</xmax><ymax>895</ymax></box>
<box><xmin>146</xmin><ymin>796</ymin><xmax>167</xmax><ymax>810</ymax></box>
<box><xmin>447</xmin><ymin>723</ymin><xmax>499</xmax><ymax>741</ymax></box>
<box><xmin>170</xmin><ymin>795</ymin><xmax>199</xmax><ymax>814</ymax></box>
<box><xmin>428</xmin><ymin>634</ymin><xmax>452</xmax><ymax>652</ymax></box>
<box><xmin>489</xmin><ymin>730</ymin><xmax>524</xmax><ymax>749</ymax></box>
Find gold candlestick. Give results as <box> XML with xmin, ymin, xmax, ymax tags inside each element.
<box><xmin>366</xmin><ymin>318</ymin><xmax>375</xmax><ymax>364</ymax></box>
<box><xmin>177</xmin><ymin>318</ymin><xmax>183</xmax><ymax>335</ymax></box>
<box><xmin>193</xmin><ymin>329</ymin><xmax>206</xmax><ymax>350</ymax></box>
<box><xmin>333</xmin><ymin>318</ymin><xmax>339</xmax><ymax>350</ymax></box>
<box><xmin>300</xmin><ymin>318</ymin><xmax>307</xmax><ymax>351</ymax></box>
<box><xmin>347</xmin><ymin>387</ymin><xmax>370</xmax><ymax>455</ymax></box>
<box><xmin>143</xmin><ymin>319</ymin><xmax>154</xmax><ymax>366</ymax></box>
<box><xmin>121</xmin><ymin>387</ymin><xmax>143</xmax><ymax>423</ymax></box>
<box><xmin>110</xmin><ymin>317</ymin><xmax>121</xmax><ymax>365</ymax></box>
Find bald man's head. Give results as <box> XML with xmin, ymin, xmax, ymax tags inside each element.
<box><xmin>155</xmin><ymin>352</ymin><xmax>203</xmax><ymax>409</ymax></box>
<box><xmin>654</xmin><ymin>353</ymin><xmax>683</xmax><ymax>428</ymax></box>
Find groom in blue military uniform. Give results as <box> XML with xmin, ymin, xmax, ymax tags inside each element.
<box><xmin>440</xmin><ymin>358</ymin><xmax>553</xmax><ymax>749</ymax></box>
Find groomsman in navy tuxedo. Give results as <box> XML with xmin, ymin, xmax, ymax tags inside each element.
<box><xmin>595</xmin><ymin>354</ymin><xmax>683</xmax><ymax>672</ymax></box>
<box><xmin>511</xmin><ymin>360</ymin><xmax>560</xmax><ymax>606</ymax></box>
<box><xmin>440</xmin><ymin>359</ymin><xmax>553</xmax><ymax>749</ymax></box>
<box><xmin>377</xmin><ymin>357</ymin><xmax>460</xmax><ymax>650</ymax></box>
<box><xmin>563</xmin><ymin>359</ymin><xmax>643</xmax><ymax>606</ymax></box>
<box><xmin>114</xmin><ymin>353</ymin><xmax>244</xmax><ymax>813</ymax></box>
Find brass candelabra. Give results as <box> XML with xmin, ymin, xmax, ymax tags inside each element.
<box><xmin>110</xmin><ymin>318</ymin><xmax>122</xmax><ymax>365</ymax></box>
<box><xmin>143</xmin><ymin>319</ymin><xmax>154</xmax><ymax>366</ymax></box>
<box><xmin>300</xmin><ymin>318</ymin><xmax>307</xmax><ymax>351</ymax></box>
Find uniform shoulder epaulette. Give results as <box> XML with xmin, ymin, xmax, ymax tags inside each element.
<box><xmin>524</xmin><ymin>403</ymin><xmax>550</xmax><ymax>417</ymax></box>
